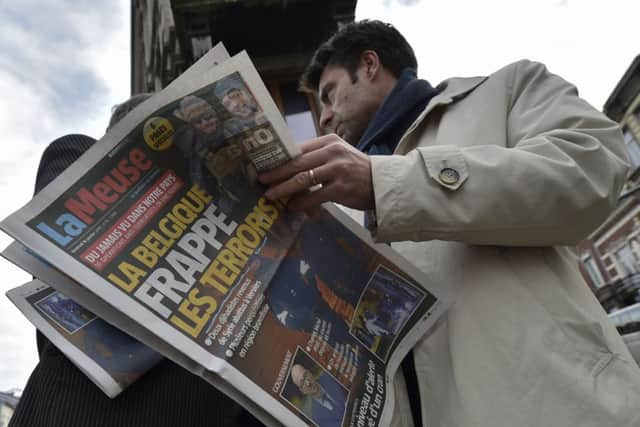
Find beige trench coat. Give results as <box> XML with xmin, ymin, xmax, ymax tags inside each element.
<box><xmin>372</xmin><ymin>60</ymin><xmax>640</xmax><ymax>426</ymax></box>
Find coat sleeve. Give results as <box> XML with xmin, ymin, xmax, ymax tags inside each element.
<box><xmin>370</xmin><ymin>60</ymin><xmax>629</xmax><ymax>246</ymax></box>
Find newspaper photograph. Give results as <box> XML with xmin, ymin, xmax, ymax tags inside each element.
<box><xmin>1</xmin><ymin>48</ymin><xmax>446</xmax><ymax>426</ymax></box>
<box><xmin>7</xmin><ymin>280</ymin><xmax>162</xmax><ymax>398</ymax></box>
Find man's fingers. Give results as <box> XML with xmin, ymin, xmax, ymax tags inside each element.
<box><xmin>299</xmin><ymin>134</ymin><xmax>336</xmax><ymax>154</ymax></box>
<box><xmin>264</xmin><ymin>162</ymin><xmax>332</xmax><ymax>201</ymax></box>
<box><xmin>264</xmin><ymin>170</ymin><xmax>314</xmax><ymax>201</ymax></box>
<box><xmin>259</xmin><ymin>134</ymin><xmax>371</xmax><ymax>210</ymax></box>
<box><xmin>258</xmin><ymin>134</ymin><xmax>340</xmax><ymax>184</ymax></box>
<box><xmin>285</xmin><ymin>185</ymin><xmax>337</xmax><ymax>211</ymax></box>
<box><xmin>259</xmin><ymin>146</ymin><xmax>329</xmax><ymax>185</ymax></box>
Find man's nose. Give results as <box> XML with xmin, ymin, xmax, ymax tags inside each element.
<box><xmin>319</xmin><ymin>106</ymin><xmax>333</xmax><ymax>129</ymax></box>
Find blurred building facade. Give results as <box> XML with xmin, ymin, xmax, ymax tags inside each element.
<box><xmin>577</xmin><ymin>55</ymin><xmax>640</xmax><ymax>313</ymax></box>
<box><xmin>131</xmin><ymin>0</ymin><xmax>357</xmax><ymax>142</ymax></box>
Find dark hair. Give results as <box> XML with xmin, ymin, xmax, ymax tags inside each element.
<box><xmin>301</xmin><ymin>20</ymin><xmax>417</xmax><ymax>92</ymax></box>
<box><xmin>107</xmin><ymin>93</ymin><xmax>154</xmax><ymax>131</ymax></box>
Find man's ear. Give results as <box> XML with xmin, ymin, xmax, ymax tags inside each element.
<box><xmin>360</xmin><ymin>50</ymin><xmax>382</xmax><ymax>81</ymax></box>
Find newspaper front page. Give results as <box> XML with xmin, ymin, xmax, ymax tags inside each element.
<box><xmin>1</xmin><ymin>47</ymin><xmax>446</xmax><ymax>427</ymax></box>
<box><xmin>2</xmin><ymin>43</ymin><xmax>235</xmax><ymax>399</ymax></box>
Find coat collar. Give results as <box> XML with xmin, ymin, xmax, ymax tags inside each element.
<box><xmin>394</xmin><ymin>75</ymin><xmax>488</xmax><ymax>154</ymax></box>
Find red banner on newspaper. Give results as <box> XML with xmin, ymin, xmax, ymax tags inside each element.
<box><xmin>80</xmin><ymin>170</ymin><xmax>184</xmax><ymax>271</ymax></box>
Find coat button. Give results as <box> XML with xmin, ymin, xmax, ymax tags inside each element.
<box><xmin>439</xmin><ymin>168</ymin><xmax>460</xmax><ymax>185</ymax></box>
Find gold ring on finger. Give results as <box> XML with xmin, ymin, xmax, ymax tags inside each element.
<box><xmin>308</xmin><ymin>168</ymin><xmax>318</xmax><ymax>187</ymax></box>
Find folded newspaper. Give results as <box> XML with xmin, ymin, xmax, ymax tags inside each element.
<box><xmin>1</xmin><ymin>44</ymin><xmax>446</xmax><ymax>427</ymax></box>
<box><xmin>6</xmin><ymin>277</ymin><xmax>163</xmax><ymax>398</ymax></box>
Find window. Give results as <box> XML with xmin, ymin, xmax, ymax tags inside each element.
<box><xmin>631</xmin><ymin>238</ymin><xmax>640</xmax><ymax>261</ymax></box>
<box><xmin>609</xmin><ymin>302</ymin><xmax>640</xmax><ymax>327</ymax></box>
<box><xmin>615</xmin><ymin>244</ymin><xmax>638</xmax><ymax>276</ymax></box>
<box><xmin>583</xmin><ymin>256</ymin><xmax>605</xmax><ymax>288</ymax></box>
<box><xmin>623</xmin><ymin>128</ymin><xmax>640</xmax><ymax>169</ymax></box>
<box><xmin>279</xmin><ymin>82</ymin><xmax>317</xmax><ymax>143</ymax></box>
<box><xmin>191</xmin><ymin>35</ymin><xmax>212</xmax><ymax>60</ymax></box>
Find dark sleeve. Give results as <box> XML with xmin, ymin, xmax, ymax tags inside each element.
<box><xmin>10</xmin><ymin>355</ymin><xmax>254</xmax><ymax>427</ymax></box>
<box><xmin>33</xmin><ymin>134</ymin><xmax>98</xmax><ymax>356</ymax></box>
<box><xmin>34</xmin><ymin>134</ymin><xmax>96</xmax><ymax>195</ymax></box>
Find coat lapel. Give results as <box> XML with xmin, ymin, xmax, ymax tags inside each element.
<box><xmin>395</xmin><ymin>76</ymin><xmax>488</xmax><ymax>154</ymax></box>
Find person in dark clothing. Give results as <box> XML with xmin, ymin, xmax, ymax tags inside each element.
<box><xmin>10</xmin><ymin>96</ymin><xmax>264</xmax><ymax>427</ymax></box>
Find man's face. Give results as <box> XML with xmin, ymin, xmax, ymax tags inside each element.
<box><xmin>292</xmin><ymin>365</ymin><xmax>319</xmax><ymax>396</ymax></box>
<box><xmin>222</xmin><ymin>88</ymin><xmax>258</xmax><ymax>119</ymax></box>
<box><xmin>318</xmin><ymin>64</ymin><xmax>383</xmax><ymax>145</ymax></box>
<box><xmin>185</xmin><ymin>101</ymin><xmax>218</xmax><ymax>135</ymax></box>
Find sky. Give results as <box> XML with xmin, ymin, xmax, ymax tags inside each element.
<box><xmin>0</xmin><ymin>0</ymin><xmax>131</xmax><ymax>391</ymax></box>
<box><xmin>0</xmin><ymin>0</ymin><xmax>638</xmax><ymax>392</ymax></box>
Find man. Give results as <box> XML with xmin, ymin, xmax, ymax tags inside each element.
<box><xmin>173</xmin><ymin>95</ymin><xmax>225</xmax><ymax>193</ymax></box>
<box><xmin>214</xmin><ymin>75</ymin><xmax>267</xmax><ymax>137</ymax></box>
<box><xmin>174</xmin><ymin>94</ymin><xmax>256</xmax><ymax>213</ymax></box>
<box><xmin>260</xmin><ymin>20</ymin><xmax>640</xmax><ymax>426</ymax></box>
<box><xmin>290</xmin><ymin>364</ymin><xmax>347</xmax><ymax>426</ymax></box>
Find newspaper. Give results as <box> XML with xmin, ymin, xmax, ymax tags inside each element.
<box><xmin>1</xmin><ymin>44</ymin><xmax>446</xmax><ymax>427</ymax></box>
<box><xmin>1</xmin><ymin>45</ymin><xmax>234</xmax><ymax>399</ymax></box>
<box><xmin>4</xmin><ymin>241</ymin><xmax>259</xmax><ymax>419</ymax></box>
<box><xmin>7</xmin><ymin>279</ymin><xmax>162</xmax><ymax>398</ymax></box>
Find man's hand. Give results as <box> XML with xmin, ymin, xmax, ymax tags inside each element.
<box><xmin>259</xmin><ymin>134</ymin><xmax>375</xmax><ymax>211</ymax></box>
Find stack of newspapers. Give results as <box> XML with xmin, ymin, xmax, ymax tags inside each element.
<box><xmin>1</xmin><ymin>44</ymin><xmax>445</xmax><ymax>427</ymax></box>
